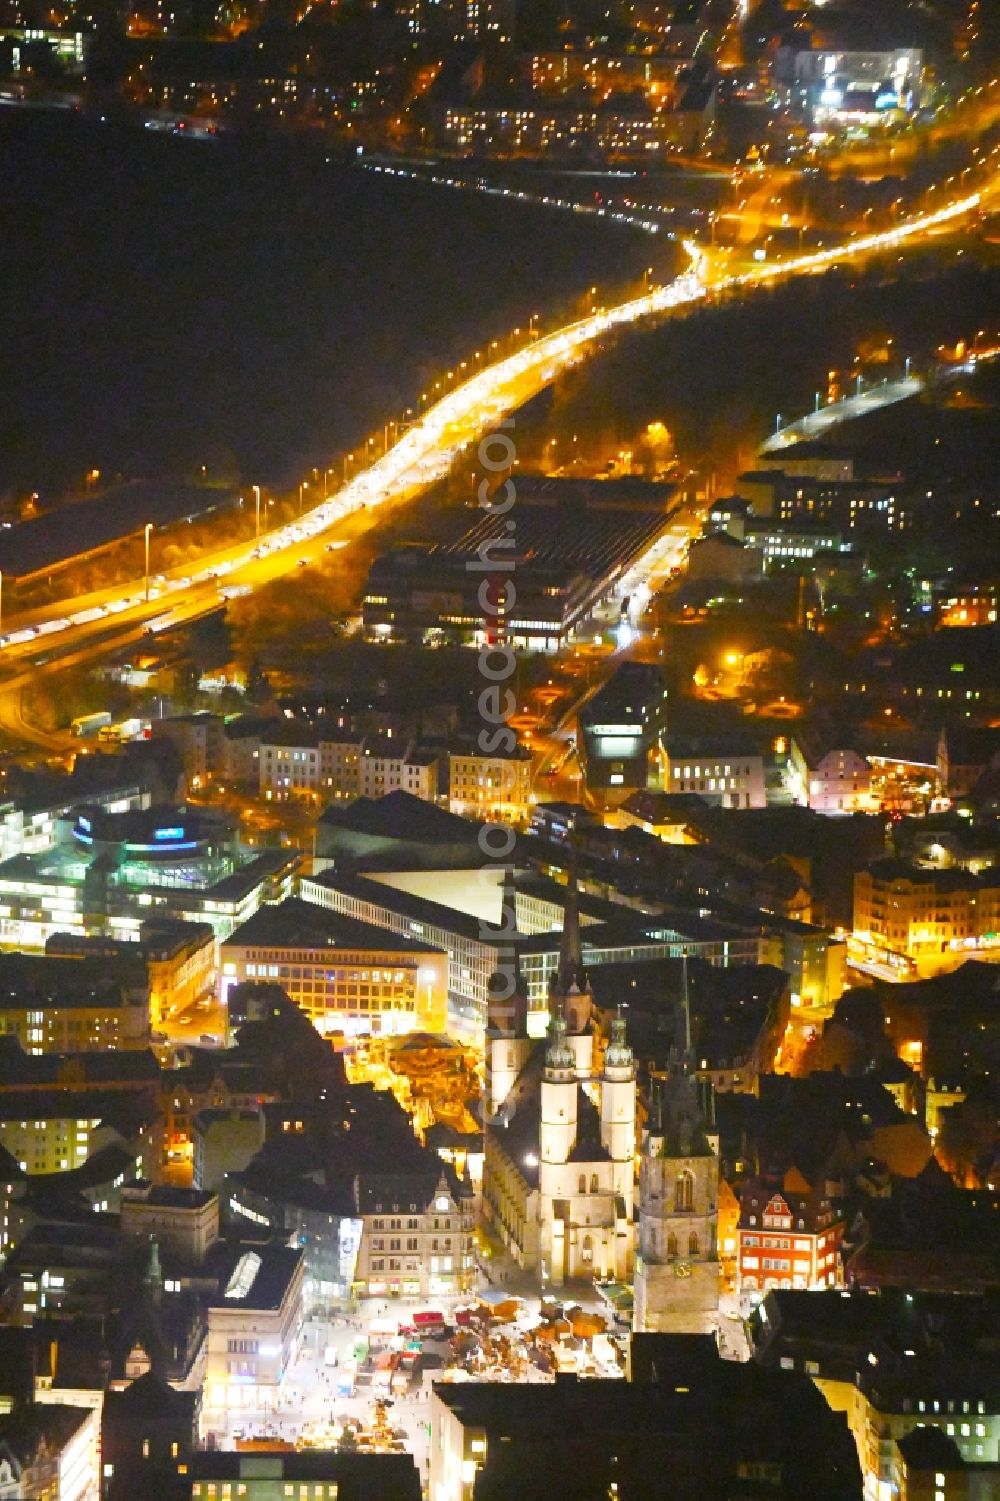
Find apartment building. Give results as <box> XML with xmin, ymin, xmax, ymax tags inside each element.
<box><xmin>788</xmin><ymin>736</ymin><xmax>872</xmax><ymax>814</ymax></box>
<box><xmin>352</xmin><ymin>1170</ymin><xmax>475</xmax><ymax>1301</ymax></box>
<box><xmin>447</xmin><ymin>741</ymin><xmax>532</xmax><ymax>824</ymax></box>
<box><xmin>737</xmin><ymin>1182</ymin><xmax>844</xmax><ymax>1297</ymax></box>
<box><xmin>0</xmin><ymin>952</ymin><xmax>149</xmax><ymax>1054</ymax></box>
<box><xmin>853</xmin><ymin>859</ymin><xmax>1000</xmax><ymax>979</ymax></box>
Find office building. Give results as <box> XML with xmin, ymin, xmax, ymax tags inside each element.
<box><xmin>662</xmin><ymin>731</ymin><xmax>766</xmax><ymax>810</ymax></box>
<box><xmin>203</xmin><ymin>1244</ymin><xmax>305</xmax><ymax>1415</ymax></box>
<box><xmin>0</xmin><ymin>951</ymin><xmax>150</xmax><ymax>1054</ymax></box>
<box><xmin>301</xmin><ymin>866</ymin><xmax>760</xmax><ymax>1034</ymax></box>
<box><xmin>220</xmin><ymin>897</ymin><xmax>449</xmax><ymax>1037</ymax></box>
<box><xmin>736</xmin><ymin>470</ymin><xmax>900</xmax><ymax>529</ymax></box>
<box><xmin>578</xmin><ymin>661</ymin><xmax>668</xmax><ymax>797</ymax></box>
<box><xmin>0</xmin><ymin>806</ymin><xmax>298</xmax><ymax>949</ymax></box>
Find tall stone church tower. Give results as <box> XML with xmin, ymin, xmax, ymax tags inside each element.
<box><xmin>633</xmin><ymin>963</ymin><xmax>720</xmax><ymax>1334</ymax></box>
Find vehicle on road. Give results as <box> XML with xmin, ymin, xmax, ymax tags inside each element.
<box><xmin>71</xmin><ymin>711</ymin><xmax>112</xmax><ymax>738</ymax></box>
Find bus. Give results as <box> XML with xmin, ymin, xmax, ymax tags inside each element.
<box><xmin>71</xmin><ymin>711</ymin><xmax>112</xmax><ymax>738</ymax></box>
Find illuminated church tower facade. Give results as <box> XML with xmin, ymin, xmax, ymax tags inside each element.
<box><xmin>633</xmin><ymin>962</ymin><xmax>720</xmax><ymax>1333</ymax></box>
<box><xmin>482</xmin><ymin>870</ymin><xmax>636</xmax><ymax>1286</ymax></box>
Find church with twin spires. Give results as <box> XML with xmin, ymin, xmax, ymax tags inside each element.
<box><xmin>481</xmin><ymin>872</ymin><xmax>636</xmax><ymax>1286</ymax></box>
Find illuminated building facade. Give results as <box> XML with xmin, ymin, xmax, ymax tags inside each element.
<box><xmin>220</xmin><ymin>897</ymin><xmax>449</xmax><ymax>1037</ymax></box>
<box><xmin>447</xmin><ymin>743</ymin><xmax>532</xmax><ymax>825</ymax></box>
<box><xmin>737</xmin><ymin>1184</ymin><xmax>844</xmax><ymax>1298</ymax></box>
<box><xmin>204</xmin><ymin>1245</ymin><xmax>305</xmax><ymax>1413</ymax></box>
<box><xmin>352</xmin><ymin>1172</ymin><xmax>475</xmax><ymax>1300</ymax></box>
<box><xmin>0</xmin><ymin>951</ymin><xmax>150</xmax><ymax>1054</ymax></box>
<box><xmin>662</xmin><ymin>733</ymin><xmax>766</xmax><ymax>810</ymax></box>
<box><xmin>482</xmin><ymin>880</ymin><xmax>636</xmax><ymax>1286</ymax></box>
<box><xmin>787</xmin><ymin>737</ymin><xmax>872</xmax><ymax>814</ymax></box>
<box><xmin>579</xmin><ymin>661</ymin><xmax>668</xmax><ymax>796</ymax></box>
<box><xmin>778</xmin><ymin>45</ymin><xmax>924</xmax><ymax>127</ymax></box>
<box><xmin>46</xmin><ymin>922</ymin><xmax>215</xmax><ymax>1029</ymax></box>
<box><xmin>634</xmin><ymin>1053</ymin><xmax>720</xmax><ymax>1335</ymax></box>
<box><xmin>853</xmin><ymin>859</ymin><xmax>1000</xmax><ymax>979</ymax></box>
<box><xmin>0</xmin><ymin>807</ymin><xmax>298</xmax><ymax>948</ymax></box>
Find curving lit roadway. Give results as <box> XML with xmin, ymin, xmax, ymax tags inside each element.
<box><xmin>0</xmin><ymin>182</ymin><xmax>992</xmax><ymax>747</ymax></box>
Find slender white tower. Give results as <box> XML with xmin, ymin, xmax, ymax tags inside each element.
<box><xmin>601</xmin><ymin>1010</ymin><xmax>636</xmax><ymax>1209</ymax></box>
<box><xmin>549</xmin><ymin>865</ymin><xmax>594</xmax><ymax>1079</ymax></box>
<box><xmin>485</xmin><ymin>868</ymin><xmax>531</xmax><ymax>1120</ymax></box>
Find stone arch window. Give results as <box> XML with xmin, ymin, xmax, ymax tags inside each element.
<box><xmin>688</xmin><ymin>1231</ymin><xmax>700</xmax><ymax>1256</ymax></box>
<box><xmin>578</xmin><ymin>1174</ymin><xmax>587</xmax><ymax>1195</ymax></box>
<box><xmin>667</xmin><ymin>1232</ymin><xmax>678</xmax><ymax>1258</ymax></box>
<box><xmin>590</xmin><ymin>1173</ymin><xmax>599</xmax><ymax>1193</ymax></box>
<box><xmin>675</xmin><ymin>1170</ymin><xmax>694</xmax><ymax>1213</ymax></box>
<box><xmin>581</xmin><ymin>1234</ymin><xmax>594</xmax><ymax>1266</ymax></box>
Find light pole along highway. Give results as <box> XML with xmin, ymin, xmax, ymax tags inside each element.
<box><xmin>0</xmin><ymin>184</ymin><xmax>990</xmax><ymax>698</ymax></box>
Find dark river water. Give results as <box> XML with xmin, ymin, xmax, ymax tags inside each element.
<box><xmin>0</xmin><ymin>109</ymin><xmax>670</xmax><ymax>498</ymax></box>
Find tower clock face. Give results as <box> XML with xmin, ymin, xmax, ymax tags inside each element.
<box><xmin>674</xmin><ymin>1260</ymin><xmax>692</xmax><ymax>1278</ymax></box>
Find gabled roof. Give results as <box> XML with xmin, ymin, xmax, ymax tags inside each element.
<box><xmin>317</xmin><ymin>791</ymin><xmax>479</xmax><ymax>842</ymax></box>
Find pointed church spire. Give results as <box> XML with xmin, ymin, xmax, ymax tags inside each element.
<box><xmin>486</xmin><ymin>866</ymin><xmax>529</xmax><ymax>1040</ymax></box>
<box><xmin>553</xmin><ymin>861</ymin><xmax>584</xmax><ymax>998</ymax></box>
<box><xmin>550</xmin><ymin>855</ymin><xmax>593</xmax><ymax>1040</ymax></box>
<box><xmin>681</xmin><ymin>953</ymin><xmax>692</xmax><ymax>1057</ymax></box>
<box><xmin>144</xmin><ymin>1236</ymin><xmax>163</xmax><ymax>1306</ymax></box>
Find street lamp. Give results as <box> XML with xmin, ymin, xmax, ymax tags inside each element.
<box><xmin>814</xmin><ymin>391</ymin><xmax>821</xmax><ymax>413</ymax></box>
<box><xmin>299</xmin><ymin>481</ymin><xmax>308</xmax><ymax>516</ymax></box>
<box><xmin>252</xmin><ymin>484</ymin><xmax>261</xmax><ymax>539</ymax></box>
<box><xmin>144</xmin><ymin>523</ymin><xmax>153</xmax><ymax>603</ymax></box>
